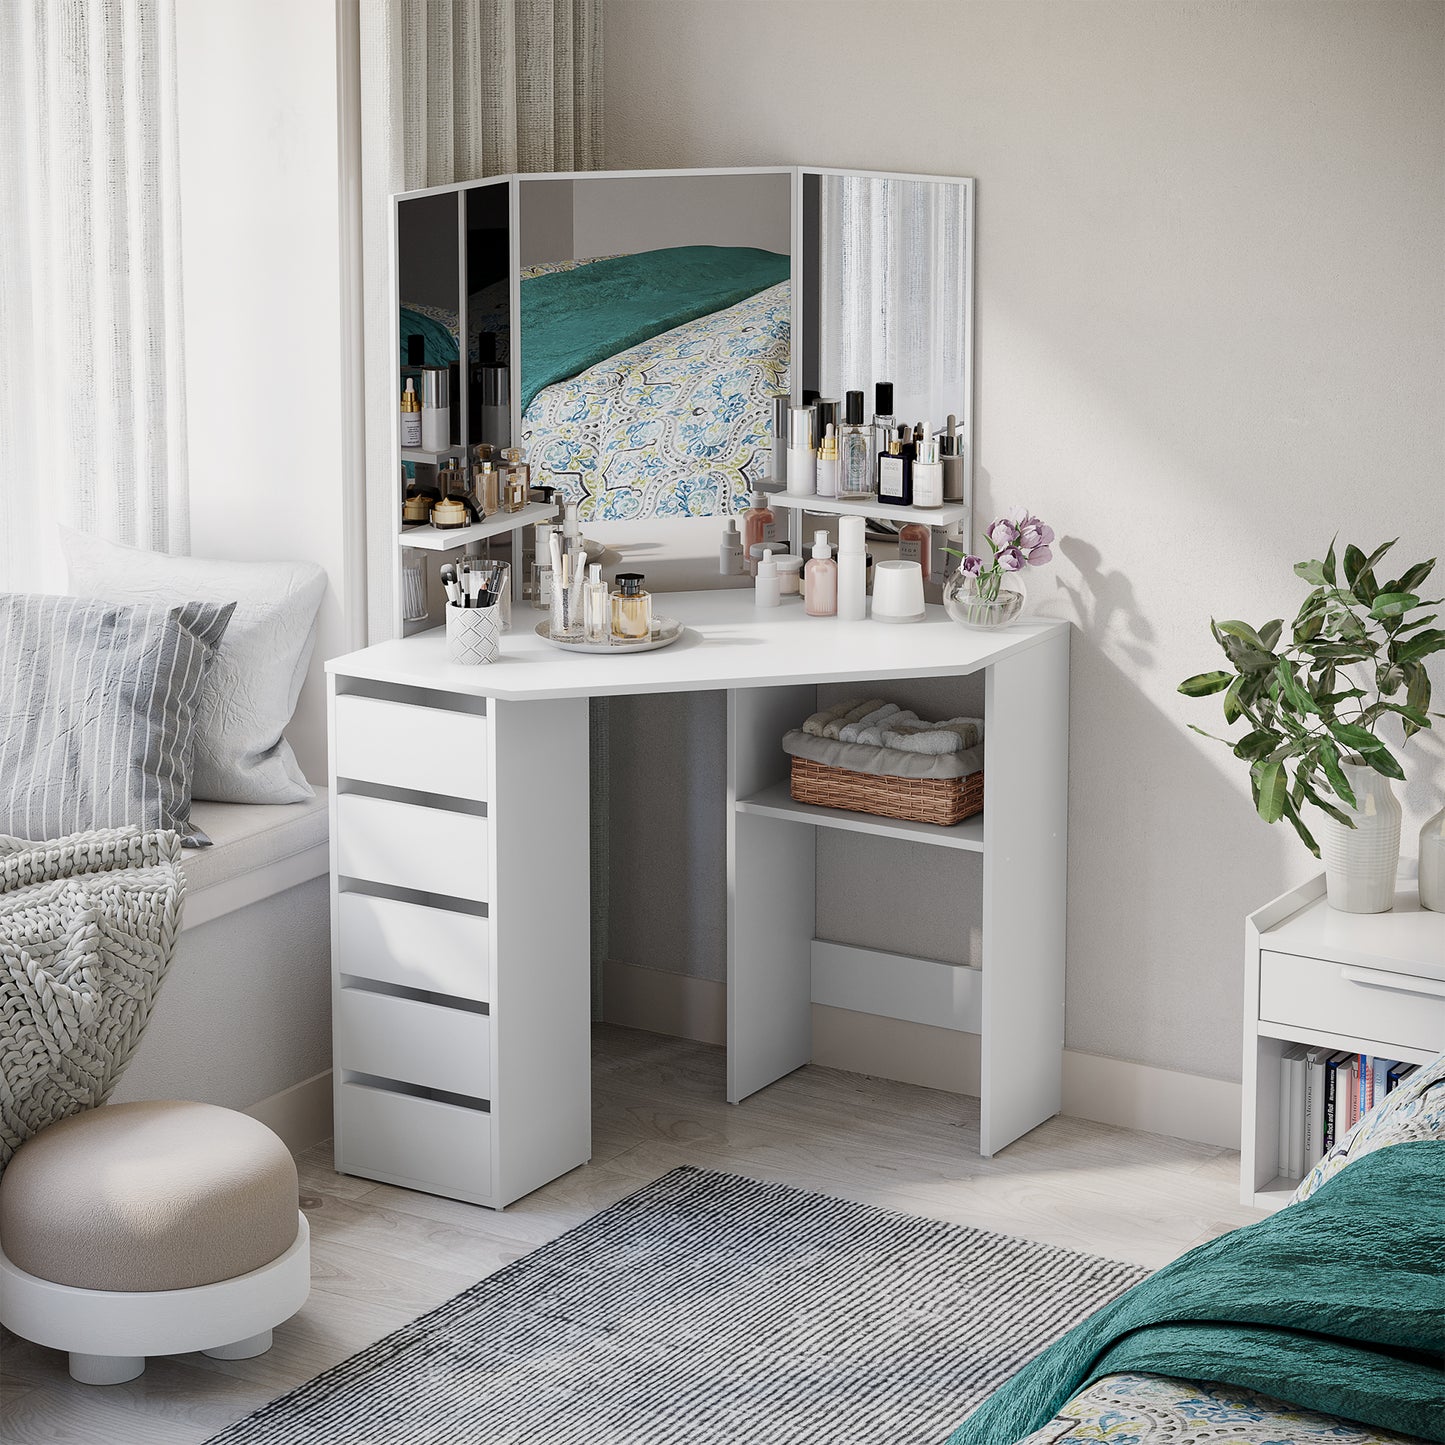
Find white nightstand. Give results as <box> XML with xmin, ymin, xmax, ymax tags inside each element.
<box><xmin>1241</xmin><ymin>873</ymin><xmax>1445</xmax><ymax>1210</ymax></box>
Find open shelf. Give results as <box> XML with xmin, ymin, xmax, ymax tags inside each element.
<box><xmin>1251</xmin><ymin>1175</ymin><xmax>1303</xmax><ymax>1213</ymax></box>
<box><xmin>402</xmin><ymin>445</ymin><xmax>469</xmax><ymax>465</ymax></box>
<box><xmin>400</xmin><ymin>502</ymin><xmax>553</xmax><ymax>552</ymax></box>
<box><xmin>735</xmin><ymin>780</ymin><xmax>984</xmax><ymax>851</ymax></box>
<box><xmin>770</xmin><ymin>492</ymin><xmax>968</xmax><ymax>529</ymax></box>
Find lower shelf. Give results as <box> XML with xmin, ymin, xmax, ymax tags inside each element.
<box><xmin>1251</xmin><ymin>1175</ymin><xmax>1302</xmax><ymax>1213</ymax></box>
<box><xmin>736</xmin><ymin>780</ymin><xmax>984</xmax><ymax>851</ymax></box>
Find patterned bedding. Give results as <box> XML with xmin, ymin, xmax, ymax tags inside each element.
<box><xmin>519</xmin><ymin>272</ymin><xmax>789</xmax><ymax>521</ymax></box>
<box><xmin>1016</xmin><ymin>1372</ymin><xmax>1430</xmax><ymax>1443</ymax></box>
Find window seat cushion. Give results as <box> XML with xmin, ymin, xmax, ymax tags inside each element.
<box><xmin>181</xmin><ymin>791</ymin><xmax>329</xmax><ymax>930</ymax></box>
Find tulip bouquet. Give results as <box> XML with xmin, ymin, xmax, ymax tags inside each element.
<box><xmin>948</xmin><ymin>513</ymin><xmax>1056</xmax><ymax>601</ymax></box>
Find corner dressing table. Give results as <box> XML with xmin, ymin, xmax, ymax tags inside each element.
<box><xmin>326</xmin><ymin>593</ymin><xmax>1069</xmax><ymax>1208</ymax></box>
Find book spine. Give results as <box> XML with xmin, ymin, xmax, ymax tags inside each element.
<box><xmin>1345</xmin><ymin>1057</ymin><xmax>1360</xmax><ymax>1131</ymax></box>
<box><xmin>1287</xmin><ymin>1051</ymin><xmax>1306</xmax><ymax>1179</ymax></box>
<box><xmin>1278</xmin><ymin>1051</ymin><xmax>1293</xmax><ymax>1176</ymax></box>
<box><xmin>1323</xmin><ymin>1053</ymin><xmax>1343</xmax><ymax>1152</ymax></box>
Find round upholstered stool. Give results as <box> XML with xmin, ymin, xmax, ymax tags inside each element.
<box><xmin>0</xmin><ymin>1100</ymin><xmax>310</xmax><ymax>1385</ymax></box>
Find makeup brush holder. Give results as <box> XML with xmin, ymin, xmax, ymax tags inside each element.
<box><xmin>446</xmin><ymin>601</ymin><xmax>501</xmax><ymax>665</ymax></box>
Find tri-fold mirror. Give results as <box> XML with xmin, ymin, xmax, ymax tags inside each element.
<box><xmin>394</xmin><ymin>166</ymin><xmax>973</xmax><ymax>523</ymax></box>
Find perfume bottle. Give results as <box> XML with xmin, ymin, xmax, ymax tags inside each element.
<box><xmin>477</xmin><ymin>461</ymin><xmax>501</xmax><ymax>516</ymax></box>
<box><xmin>769</xmin><ymin>393</ymin><xmax>790</xmax><ymax>486</ymax></box>
<box><xmin>804</xmin><ymin>531</ymin><xmax>837</xmax><ymax>616</ymax></box>
<box><xmin>938</xmin><ymin>415</ymin><xmax>966</xmax><ymax>503</ymax></box>
<box><xmin>837</xmin><ymin>391</ymin><xmax>872</xmax><ymax>498</ymax></box>
<box><xmin>898</xmin><ymin>521</ymin><xmax>932</xmax><ymax>582</ymax></box>
<box><xmin>611</xmin><ymin>573</ymin><xmax>651</xmax><ymax>639</ymax></box>
<box><xmin>912</xmin><ymin>427</ymin><xmax>944</xmax><ymax>509</ymax></box>
<box><xmin>584</xmin><ymin>564</ymin><xmax>610</xmax><ymax>643</ymax></box>
<box><xmin>877</xmin><ymin>426</ymin><xmax>912</xmax><ymax>505</ymax></box>
<box><xmin>720</xmin><ymin>517</ymin><xmax>745</xmax><ymax>576</ymax></box>
<box><xmin>787</xmin><ymin>406</ymin><xmax>817</xmax><ymax>495</ymax></box>
<box><xmin>870</xmin><ymin>382</ymin><xmax>895</xmax><ymax>478</ymax></box>
<box><xmin>532</xmin><ymin>522</ymin><xmax>554</xmax><ymax>605</ymax></box>
<box><xmin>502</xmin><ymin>446</ymin><xmax>529</xmax><ymax>512</ymax></box>
<box><xmin>400</xmin><ymin>378</ymin><xmax>422</xmax><ymax>447</ymax></box>
<box><xmin>816</xmin><ymin>424</ymin><xmax>840</xmax><ymax>498</ymax></box>
<box><xmin>741</xmin><ymin>489</ymin><xmax>776</xmax><ymax>575</ymax></box>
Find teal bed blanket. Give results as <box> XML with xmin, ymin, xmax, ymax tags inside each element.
<box><xmin>519</xmin><ymin>245</ymin><xmax>789</xmax><ymax>414</ymax></box>
<box><xmin>949</xmin><ymin>1140</ymin><xmax>1445</xmax><ymax>1445</ymax></box>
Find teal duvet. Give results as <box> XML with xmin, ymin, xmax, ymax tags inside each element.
<box><xmin>949</xmin><ymin>1140</ymin><xmax>1445</xmax><ymax>1444</ymax></box>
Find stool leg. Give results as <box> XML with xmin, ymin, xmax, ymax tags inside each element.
<box><xmin>69</xmin><ymin>1353</ymin><xmax>145</xmax><ymax>1386</ymax></box>
<box><xmin>203</xmin><ymin>1328</ymin><xmax>273</xmax><ymax>1360</ymax></box>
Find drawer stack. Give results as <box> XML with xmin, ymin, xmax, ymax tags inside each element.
<box><xmin>330</xmin><ymin>691</ymin><xmax>497</xmax><ymax>1205</ymax></box>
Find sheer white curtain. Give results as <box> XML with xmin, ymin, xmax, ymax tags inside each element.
<box><xmin>0</xmin><ymin>0</ymin><xmax>189</xmax><ymax>592</ymax></box>
<box><xmin>358</xmin><ymin>0</ymin><xmax>603</xmax><ymax>639</ymax></box>
<box><xmin>818</xmin><ymin>175</ymin><xmax>968</xmax><ymax>433</ymax></box>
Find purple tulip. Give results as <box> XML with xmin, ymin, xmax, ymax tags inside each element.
<box><xmin>997</xmin><ymin>546</ymin><xmax>1025</xmax><ymax>572</ymax></box>
<box><xmin>987</xmin><ymin>518</ymin><xmax>1018</xmax><ymax>549</ymax></box>
<box><xmin>960</xmin><ymin>554</ymin><xmax>984</xmax><ymax>578</ymax></box>
<box><xmin>1025</xmin><ymin>544</ymin><xmax>1053</xmax><ymax>567</ymax></box>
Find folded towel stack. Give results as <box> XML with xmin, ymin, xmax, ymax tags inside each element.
<box><xmin>799</xmin><ymin>698</ymin><xmax>984</xmax><ymax>755</ymax></box>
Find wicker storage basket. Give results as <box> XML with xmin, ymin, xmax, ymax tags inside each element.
<box><xmin>790</xmin><ymin>756</ymin><xmax>984</xmax><ymax>827</ymax></box>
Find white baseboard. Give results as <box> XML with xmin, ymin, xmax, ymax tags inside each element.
<box><xmin>245</xmin><ymin>1069</ymin><xmax>334</xmax><ymax>1155</ymax></box>
<box><xmin>601</xmin><ymin>963</ymin><xmax>1241</xmax><ymax>1150</ymax></box>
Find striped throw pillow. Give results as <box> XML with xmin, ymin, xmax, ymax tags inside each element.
<box><xmin>0</xmin><ymin>594</ymin><xmax>235</xmax><ymax>846</ymax></box>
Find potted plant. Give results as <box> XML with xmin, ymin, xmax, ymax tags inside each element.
<box><xmin>1180</xmin><ymin>539</ymin><xmax>1444</xmax><ymax>912</ymax></box>
<box><xmin>943</xmin><ymin>513</ymin><xmax>1055</xmax><ymax>629</ymax></box>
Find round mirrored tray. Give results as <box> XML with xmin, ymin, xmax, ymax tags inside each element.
<box><xmin>534</xmin><ymin>617</ymin><xmax>686</xmax><ymax>654</ymax></box>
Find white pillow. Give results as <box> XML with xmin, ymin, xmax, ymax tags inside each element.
<box><xmin>61</xmin><ymin>528</ymin><xmax>327</xmax><ymax>805</ymax></box>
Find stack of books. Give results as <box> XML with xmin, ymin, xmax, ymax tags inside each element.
<box><xmin>1277</xmin><ymin>1048</ymin><xmax>1418</xmax><ymax>1179</ymax></box>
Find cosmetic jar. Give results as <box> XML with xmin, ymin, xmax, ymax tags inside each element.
<box><xmin>774</xmin><ymin>553</ymin><xmax>805</xmax><ymax>597</ymax></box>
<box><xmin>870</xmin><ymin>560</ymin><xmax>926</xmax><ymax>623</ymax></box>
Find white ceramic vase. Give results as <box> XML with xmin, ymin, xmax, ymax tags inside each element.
<box><xmin>1318</xmin><ymin>761</ymin><xmax>1401</xmax><ymax>914</ymax></box>
<box><xmin>1419</xmin><ymin>804</ymin><xmax>1445</xmax><ymax>913</ymax></box>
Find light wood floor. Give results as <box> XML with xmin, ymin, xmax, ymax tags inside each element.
<box><xmin>1</xmin><ymin>1026</ymin><xmax>1261</xmax><ymax>1445</ymax></box>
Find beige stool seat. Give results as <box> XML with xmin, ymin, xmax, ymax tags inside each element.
<box><xmin>0</xmin><ymin>1100</ymin><xmax>310</xmax><ymax>1385</ymax></box>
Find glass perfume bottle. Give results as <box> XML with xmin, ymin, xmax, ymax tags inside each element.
<box><xmin>400</xmin><ymin>378</ymin><xmax>422</xmax><ymax>447</ymax></box>
<box><xmin>611</xmin><ymin>572</ymin><xmax>652</xmax><ymax>640</ymax></box>
<box><xmin>584</xmin><ymin>564</ymin><xmax>610</xmax><ymax>643</ymax></box>
<box><xmin>502</xmin><ymin>446</ymin><xmax>529</xmax><ymax>512</ymax></box>
<box><xmin>741</xmin><ymin>489</ymin><xmax>776</xmax><ymax>575</ymax></box>
<box><xmin>804</xmin><ymin>530</ymin><xmax>837</xmax><ymax>616</ymax></box>
<box><xmin>837</xmin><ymin>390</ymin><xmax>872</xmax><ymax>498</ymax></box>
<box><xmin>912</xmin><ymin>428</ymin><xmax>944</xmax><ymax>509</ymax></box>
<box><xmin>877</xmin><ymin>426</ymin><xmax>912</xmax><ymax>505</ymax></box>
<box><xmin>898</xmin><ymin>521</ymin><xmax>932</xmax><ymax>582</ymax></box>
<box><xmin>870</xmin><ymin>381</ymin><xmax>895</xmax><ymax>478</ymax></box>
<box><xmin>477</xmin><ymin>461</ymin><xmax>501</xmax><ymax>516</ymax></box>
<box><xmin>816</xmin><ymin>423</ymin><xmax>840</xmax><ymax>498</ymax></box>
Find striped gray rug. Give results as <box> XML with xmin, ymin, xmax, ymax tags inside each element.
<box><xmin>208</xmin><ymin>1167</ymin><xmax>1146</xmax><ymax>1445</ymax></box>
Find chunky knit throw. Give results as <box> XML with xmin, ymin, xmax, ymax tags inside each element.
<box><xmin>0</xmin><ymin>828</ymin><xmax>184</xmax><ymax>1172</ymax></box>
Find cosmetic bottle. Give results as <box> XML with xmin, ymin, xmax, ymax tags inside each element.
<box><xmin>769</xmin><ymin>393</ymin><xmax>790</xmax><ymax>486</ymax></box>
<box><xmin>877</xmin><ymin>427</ymin><xmax>912</xmax><ymax>505</ymax></box>
<box><xmin>898</xmin><ymin>521</ymin><xmax>932</xmax><ymax>583</ymax></box>
<box><xmin>814</xmin><ymin>399</ymin><xmax>840</xmax><ymax>451</ymax></box>
<box><xmin>912</xmin><ymin>427</ymin><xmax>944</xmax><ymax>509</ymax></box>
<box><xmin>477</xmin><ymin>461</ymin><xmax>501</xmax><ymax>516</ymax></box>
<box><xmin>816</xmin><ymin>424</ymin><xmax>840</xmax><ymax>499</ymax></box>
<box><xmin>720</xmin><ymin>517</ymin><xmax>745</xmax><ymax>576</ymax></box>
<box><xmin>533</xmin><ymin>522</ymin><xmax>555</xmax><ymax>606</ymax></box>
<box><xmin>870</xmin><ymin>382</ymin><xmax>895</xmax><ymax>476</ymax></box>
<box><xmin>502</xmin><ymin>447</ymin><xmax>529</xmax><ymax>512</ymax></box>
<box><xmin>804</xmin><ymin>531</ymin><xmax>838</xmax><ymax>616</ymax></box>
<box><xmin>787</xmin><ymin>406</ymin><xmax>817</xmax><ymax>496</ymax></box>
<box><xmin>584</xmin><ymin>564</ymin><xmax>610</xmax><ymax>644</ymax></box>
<box><xmin>400</xmin><ymin>378</ymin><xmax>422</xmax><ymax>448</ymax></box>
<box><xmin>741</xmin><ymin>489</ymin><xmax>777</xmax><ymax>574</ymax></box>
<box><xmin>837</xmin><ymin>390</ymin><xmax>872</xmax><ymax>499</ymax></box>
<box><xmin>938</xmin><ymin>414</ymin><xmax>966</xmax><ymax>503</ymax></box>
<box><xmin>837</xmin><ymin>515</ymin><xmax>867</xmax><ymax>621</ymax></box>
<box><xmin>754</xmin><ymin>549</ymin><xmax>780</xmax><ymax>608</ymax></box>
<box><xmin>612</xmin><ymin>573</ymin><xmax>652</xmax><ymax>639</ymax></box>
<box><xmin>420</xmin><ymin>368</ymin><xmax>450</xmax><ymax>452</ymax></box>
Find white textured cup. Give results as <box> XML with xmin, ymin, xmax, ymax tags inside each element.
<box><xmin>1320</xmin><ymin>762</ymin><xmax>1401</xmax><ymax>913</ymax></box>
<box><xmin>446</xmin><ymin>602</ymin><xmax>501</xmax><ymax>665</ymax></box>
<box><xmin>871</xmin><ymin>559</ymin><xmax>926</xmax><ymax>622</ymax></box>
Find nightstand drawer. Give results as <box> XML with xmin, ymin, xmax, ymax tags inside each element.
<box><xmin>335</xmin><ymin>793</ymin><xmax>488</xmax><ymax>901</ymax></box>
<box><xmin>336</xmin><ymin>984</ymin><xmax>491</xmax><ymax>1099</ymax></box>
<box><xmin>337</xmin><ymin>892</ymin><xmax>489</xmax><ymax>1003</ymax></box>
<box><xmin>336</xmin><ymin>1081</ymin><xmax>491</xmax><ymax>1202</ymax></box>
<box><xmin>334</xmin><ymin>694</ymin><xmax>487</xmax><ymax>801</ymax></box>
<box><xmin>1259</xmin><ymin>949</ymin><xmax>1445</xmax><ymax>1053</ymax></box>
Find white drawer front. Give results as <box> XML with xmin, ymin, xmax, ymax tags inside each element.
<box><xmin>334</xmin><ymin>694</ymin><xmax>487</xmax><ymax>802</ymax></box>
<box><xmin>1260</xmin><ymin>949</ymin><xmax>1445</xmax><ymax>1054</ymax></box>
<box><xmin>336</xmin><ymin>793</ymin><xmax>488</xmax><ymax>901</ymax></box>
<box><xmin>338</xmin><ymin>892</ymin><xmax>489</xmax><ymax>1003</ymax></box>
<box><xmin>336</xmin><ymin>985</ymin><xmax>491</xmax><ymax>1099</ymax></box>
<box><xmin>336</xmin><ymin>1081</ymin><xmax>491</xmax><ymax>1202</ymax></box>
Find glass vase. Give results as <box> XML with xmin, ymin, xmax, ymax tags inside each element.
<box><xmin>943</xmin><ymin>570</ymin><xmax>1025</xmax><ymax>629</ymax></box>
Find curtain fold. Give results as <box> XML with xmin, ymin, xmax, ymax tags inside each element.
<box><xmin>359</xmin><ymin>0</ymin><xmax>603</xmax><ymax>640</ymax></box>
<box><xmin>0</xmin><ymin>0</ymin><xmax>188</xmax><ymax>592</ymax></box>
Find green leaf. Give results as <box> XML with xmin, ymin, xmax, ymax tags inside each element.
<box><xmin>1297</xmin><ymin>774</ymin><xmax>1354</xmax><ymax>828</ymax></box>
<box><xmin>1274</xmin><ymin>660</ymin><xmax>1319</xmax><ymax>715</ymax></box>
<box><xmin>1251</xmin><ymin>759</ymin><xmax>1287</xmax><ymax>823</ymax></box>
<box><xmin>1394</xmin><ymin>612</ymin><xmax>1440</xmax><ymax>634</ymax></box>
<box><xmin>1387</xmin><ymin>559</ymin><xmax>1435</xmax><ymax>594</ymax></box>
<box><xmin>1394</xmin><ymin>629</ymin><xmax>1445</xmax><ymax>664</ymax></box>
<box><xmin>1293</xmin><ymin>611</ymin><xmax>1324</xmax><ymax>643</ymax></box>
<box><xmin>1178</xmin><ymin>671</ymin><xmax>1234</xmax><ymax>697</ymax></box>
<box><xmin>1293</xmin><ymin>559</ymin><xmax>1327</xmax><ymax>586</ymax></box>
<box><xmin>1329</xmin><ymin>721</ymin><xmax>1383</xmax><ymax>755</ymax></box>
<box><xmin>1231</xmin><ymin>729</ymin><xmax>1278</xmax><ymax>761</ymax></box>
<box><xmin>1258</xmin><ymin>619</ymin><xmax>1284</xmax><ymax>651</ymax></box>
<box><xmin>1323</xmin><ymin>537</ymin><xmax>1338</xmax><ymax>586</ymax></box>
<box><xmin>1217</xmin><ymin>619</ymin><xmax>1270</xmax><ymax>652</ymax></box>
<box><xmin>1281</xmin><ymin>799</ymin><xmax>1321</xmax><ymax>858</ymax></box>
<box><xmin>1405</xmin><ymin>663</ymin><xmax>1431</xmax><ymax>737</ymax></box>
<box><xmin>1317</xmin><ymin>741</ymin><xmax>1355</xmax><ymax>807</ymax></box>
<box><xmin>1187</xmin><ymin>723</ymin><xmax>1232</xmax><ymax>745</ymax></box>
<box><xmin>1370</xmin><ymin>591</ymin><xmax>1419</xmax><ymax>619</ymax></box>
<box><xmin>1298</xmin><ymin>641</ymin><xmax>1373</xmax><ymax>663</ymax></box>
<box><xmin>1223</xmin><ymin>675</ymin><xmax>1247</xmax><ymax>724</ymax></box>
<box><xmin>1376</xmin><ymin>662</ymin><xmax>1406</xmax><ymax>697</ymax></box>
<box><xmin>1343</xmin><ymin>544</ymin><xmax>1366</xmax><ymax>585</ymax></box>
<box><xmin>1366</xmin><ymin>745</ymin><xmax>1405</xmax><ymax>781</ymax></box>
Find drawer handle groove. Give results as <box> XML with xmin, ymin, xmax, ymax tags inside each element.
<box><xmin>341</xmin><ymin>975</ymin><xmax>489</xmax><ymax>1014</ymax></box>
<box><xmin>342</xmin><ymin>1070</ymin><xmax>490</xmax><ymax>1112</ymax></box>
<box><xmin>1340</xmin><ymin>965</ymin><xmax>1445</xmax><ymax>1000</ymax></box>
<box><xmin>338</xmin><ymin>877</ymin><xmax>487</xmax><ymax>916</ymax></box>
<box><xmin>337</xmin><ymin>778</ymin><xmax>488</xmax><ymax>816</ymax></box>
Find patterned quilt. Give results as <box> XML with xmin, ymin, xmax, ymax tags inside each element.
<box><xmin>1017</xmin><ymin>1372</ymin><xmax>1431</xmax><ymax>1443</ymax></box>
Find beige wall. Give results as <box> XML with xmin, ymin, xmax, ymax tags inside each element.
<box><xmin>602</xmin><ymin>0</ymin><xmax>1445</xmax><ymax>1080</ymax></box>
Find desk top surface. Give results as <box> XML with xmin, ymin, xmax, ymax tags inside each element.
<box><xmin>328</xmin><ymin>591</ymin><xmax>1068</xmax><ymax>702</ymax></box>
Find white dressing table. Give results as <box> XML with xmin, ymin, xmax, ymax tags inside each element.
<box><xmin>326</xmin><ymin>593</ymin><xmax>1069</xmax><ymax>1208</ymax></box>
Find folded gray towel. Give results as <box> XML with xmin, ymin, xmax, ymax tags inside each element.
<box><xmin>839</xmin><ymin>702</ymin><xmax>901</xmax><ymax>743</ymax></box>
<box><xmin>884</xmin><ymin>716</ymin><xmax>985</xmax><ymax>754</ymax></box>
<box><xmin>823</xmin><ymin>698</ymin><xmax>885</xmax><ymax>739</ymax></box>
<box><xmin>802</xmin><ymin>698</ymin><xmax>859</xmax><ymax>737</ymax></box>
<box><xmin>782</xmin><ymin>729</ymin><xmax>983</xmax><ymax>781</ymax></box>
<box><xmin>857</xmin><ymin>709</ymin><xmax>919</xmax><ymax>746</ymax></box>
